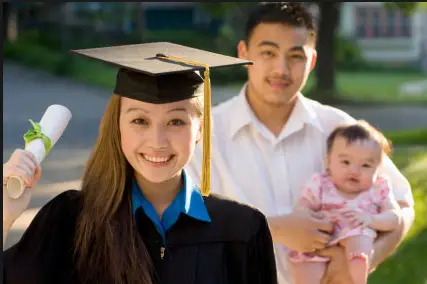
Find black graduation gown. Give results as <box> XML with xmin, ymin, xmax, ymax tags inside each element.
<box><xmin>3</xmin><ymin>190</ymin><xmax>277</xmax><ymax>284</ymax></box>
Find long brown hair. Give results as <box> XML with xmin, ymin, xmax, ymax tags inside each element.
<box><xmin>74</xmin><ymin>94</ymin><xmax>153</xmax><ymax>283</ymax></box>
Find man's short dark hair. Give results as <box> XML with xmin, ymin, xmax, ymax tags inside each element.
<box><xmin>245</xmin><ymin>2</ymin><xmax>317</xmax><ymax>46</ymax></box>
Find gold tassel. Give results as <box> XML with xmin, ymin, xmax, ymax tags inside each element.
<box><xmin>156</xmin><ymin>54</ymin><xmax>211</xmax><ymax>196</ymax></box>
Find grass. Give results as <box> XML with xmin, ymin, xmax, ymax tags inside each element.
<box><xmin>368</xmin><ymin>146</ymin><xmax>427</xmax><ymax>284</ymax></box>
<box><xmin>336</xmin><ymin>72</ymin><xmax>427</xmax><ymax>103</ymax></box>
<box><xmin>385</xmin><ymin>129</ymin><xmax>427</xmax><ymax>146</ymax></box>
<box><xmin>302</xmin><ymin>71</ymin><xmax>427</xmax><ymax>104</ymax></box>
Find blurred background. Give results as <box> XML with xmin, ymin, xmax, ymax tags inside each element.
<box><xmin>3</xmin><ymin>2</ymin><xmax>427</xmax><ymax>283</ymax></box>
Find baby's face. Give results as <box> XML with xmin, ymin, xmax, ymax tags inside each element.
<box><xmin>327</xmin><ymin>136</ymin><xmax>382</xmax><ymax>194</ymax></box>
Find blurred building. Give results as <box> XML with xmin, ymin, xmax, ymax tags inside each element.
<box><xmin>340</xmin><ymin>2</ymin><xmax>427</xmax><ymax>71</ymax></box>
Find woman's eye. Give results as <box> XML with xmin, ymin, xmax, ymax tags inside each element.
<box><xmin>341</xmin><ymin>160</ymin><xmax>350</xmax><ymax>165</ymax></box>
<box><xmin>132</xmin><ymin>118</ymin><xmax>147</xmax><ymax>125</ymax></box>
<box><xmin>168</xmin><ymin>119</ymin><xmax>186</xmax><ymax>126</ymax></box>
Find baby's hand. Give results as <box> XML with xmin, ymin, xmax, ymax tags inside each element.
<box><xmin>340</xmin><ymin>208</ymin><xmax>373</xmax><ymax>228</ymax></box>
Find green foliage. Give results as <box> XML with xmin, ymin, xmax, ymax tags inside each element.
<box><xmin>369</xmin><ymin>147</ymin><xmax>427</xmax><ymax>284</ymax></box>
<box><xmin>385</xmin><ymin>129</ymin><xmax>427</xmax><ymax>146</ymax></box>
<box><xmin>335</xmin><ymin>35</ymin><xmax>366</xmax><ymax>71</ymax></box>
<box><xmin>4</xmin><ymin>35</ymin><xmax>117</xmax><ymax>87</ymax></box>
<box><xmin>4</xmin><ymin>39</ymin><xmax>72</xmax><ymax>76</ymax></box>
<box><xmin>384</xmin><ymin>2</ymin><xmax>420</xmax><ymax>15</ymax></box>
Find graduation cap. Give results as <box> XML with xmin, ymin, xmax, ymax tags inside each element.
<box><xmin>70</xmin><ymin>42</ymin><xmax>252</xmax><ymax>196</ymax></box>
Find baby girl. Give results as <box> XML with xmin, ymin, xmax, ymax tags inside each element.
<box><xmin>288</xmin><ymin>120</ymin><xmax>401</xmax><ymax>284</ymax></box>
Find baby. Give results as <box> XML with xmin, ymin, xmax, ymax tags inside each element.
<box><xmin>288</xmin><ymin>120</ymin><xmax>401</xmax><ymax>284</ymax></box>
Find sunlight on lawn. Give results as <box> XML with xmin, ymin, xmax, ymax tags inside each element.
<box><xmin>369</xmin><ymin>147</ymin><xmax>427</xmax><ymax>284</ymax></box>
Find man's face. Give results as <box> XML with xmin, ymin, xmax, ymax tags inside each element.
<box><xmin>238</xmin><ymin>23</ymin><xmax>317</xmax><ymax>106</ymax></box>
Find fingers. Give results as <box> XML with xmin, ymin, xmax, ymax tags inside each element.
<box><xmin>302</xmin><ymin>231</ymin><xmax>332</xmax><ymax>252</ymax></box>
<box><xmin>316</xmin><ymin>246</ymin><xmax>342</xmax><ymax>258</ymax></box>
<box><xmin>312</xmin><ymin>240</ymin><xmax>329</xmax><ymax>250</ymax></box>
<box><xmin>17</xmin><ymin>155</ymin><xmax>37</xmax><ymax>173</ymax></box>
<box><xmin>4</xmin><ymin>149</ymin><xmax>41</xmax><ymax>187</ymax></box>
<box><xmin>312</xmin><ymin>217</ymin><xmax>334</xmax><ymax>233</ymax></box>
<box><xmin>14</xmin><ymin>165</ymin><xmax>34</xmax><ymax>187</ymax></box>
<box><xmin>314</xmin><ymin>230</ymin><xmax>332</xmax><ymax>245</ymax></box>
<box><xmin>32</xmin><ymin>166</ymin><xmax>42</xmax><ymax>187</ymax></box>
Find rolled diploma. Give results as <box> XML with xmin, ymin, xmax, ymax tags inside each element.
<box><xmin>6</xmin><ymin>105</ymin><xmax>72</xmax><ymax>199</ymax></box>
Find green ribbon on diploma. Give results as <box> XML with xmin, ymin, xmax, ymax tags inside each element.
<box><xmin>23</xmin><ymin>119</ymin><xmax>52</xmax><ymax>155</ymax></box>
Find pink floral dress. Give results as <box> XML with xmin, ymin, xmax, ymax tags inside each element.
<box><xmin>288</xmin><ymin>172</ymin><xmax>394</xmax><ymax>263</ymax></box>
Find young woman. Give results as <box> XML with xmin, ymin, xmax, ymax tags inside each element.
<box><xmin>3</xmin><ymin>43</ymin><xmax>278</xmax><ymax>284</ymax></box>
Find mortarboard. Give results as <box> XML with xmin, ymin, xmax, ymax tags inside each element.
<box><xmin>70</xmin><ymin>42</ymin><xmax>252</xmax><ymax>196</ymax></box>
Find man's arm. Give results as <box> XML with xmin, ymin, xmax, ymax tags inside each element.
<box><xmin>367</xmin><ymin>194</ymin><xmax>401</xmax><ymax>232</ymax></box>
<box><xmin>370</xmin><ymin>201</ymin><xmax>415</xmax><ymax>271</ymax></box>
<box><xmin>369</xmin><ymin>152</ymin><xmax>416</xmax><ymax>270</ymax></box>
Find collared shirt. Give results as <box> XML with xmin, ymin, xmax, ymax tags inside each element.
<box><xmin>186</xmin><ymin>83</ymin><xmax>414</xmax><ymax>284</ymax></box>
<box><xmin>132</xmin><ymin>170</ymin><xmax>211</xmax><ymax>243</ymax></box>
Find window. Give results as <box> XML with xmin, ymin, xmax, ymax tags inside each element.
<box><xmin>355</xmin><ymin>6</ymin><xmax>412</xmax><ymax>38</ymax></box>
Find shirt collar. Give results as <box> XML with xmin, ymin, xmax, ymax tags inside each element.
<box><xmin>228</xmin><ymin>83</ymin><xmax>324</xmax><ymax>140</ymax></box>
<box><xmin>228</xmin><ymin>83</ymin><xmax>258</xmax><ymax>139</ymax></box>
<box><xmin>290</xmin><ymin>93</ymin><xmax>325</xmax><ymax>133</ymax></box>
<box><xmin>132</xmin><ymin>169</ymin><xmax>211</xmax><ymax>223</ymax></box>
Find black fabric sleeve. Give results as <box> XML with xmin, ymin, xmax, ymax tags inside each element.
<box><xmin>247</xmin><ymin>211</ymin><xmax>278</xmax><ymax>284</ymax></box>
<box><xmin>3</xmin><ymin>190</ymin><xmax>81</xmax><ymax>284</ymax></box>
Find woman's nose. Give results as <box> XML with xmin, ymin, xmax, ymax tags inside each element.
<box><xmin>149</xmin><ymin>126</ymin><xmax>169</xmax><ymax>148</ymax></box>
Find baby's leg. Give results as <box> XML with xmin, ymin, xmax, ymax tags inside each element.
<box><xmin>288</xmin><ymin>261</ymin><xmax>327</xmax><ymax>284</ymax></box>
<box><xmin>339</xmin><ymin>236</ymin><xmax>374</xmax><ymax>284</ymax></box>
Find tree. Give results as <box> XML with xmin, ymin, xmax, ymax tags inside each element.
<box><xmin>313</xmin><ymin>2</ymin><xmax>341</xmax><ymax>103</ymax></box>
<box><xmin>2</xmin><ymin>2</ymin><xmax>11</xmax><ymax>42</ymax></box>
<box><xmin>2</xmin><ymin>2</ymin><xmax>19</xmax><ymax>43</ymax></box>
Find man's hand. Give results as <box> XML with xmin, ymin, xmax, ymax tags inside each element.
<box><xmin>317</xmin><ymin>246</ymin><xmax>354</xmax><ymax>284</ymax></box>
<box><xmin>268</xmin><ymin>208</ymin><xmax>333</xmax><ymax>252</ymax></box>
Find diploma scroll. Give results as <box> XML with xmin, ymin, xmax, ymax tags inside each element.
<box><xmin>6</xmin><ymin>105</ymin><xmax>72</xmax><ymax>199</ymax></box>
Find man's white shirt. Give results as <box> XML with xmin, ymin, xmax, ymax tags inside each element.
<box><xmin>186</xmin><ymin>84</ymin><xmax>413</xmax><ymax>284</ymax></box>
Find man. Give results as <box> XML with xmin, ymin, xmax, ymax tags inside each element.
<box><xmin>186</xmin><ymin>3</ymin><xmax>415</xmax><ymax>284</ymax></box>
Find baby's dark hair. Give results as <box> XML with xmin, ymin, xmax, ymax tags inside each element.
<box><xmin>327</xmin><ymin>120</ymin><xmax>392</xmax><ymax>156</ymax></box>
<box><xmin>245</xmin><ymin>2</ymin><xmax>317</xmax><ymax>45</ymax></box>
